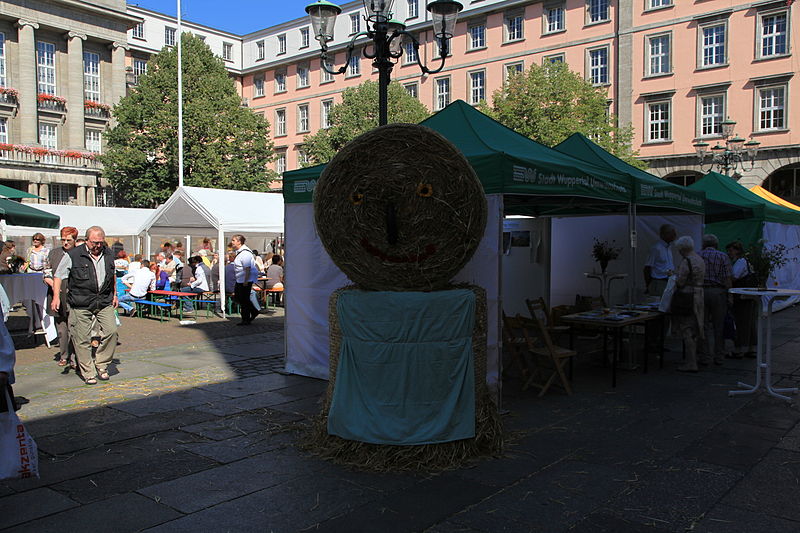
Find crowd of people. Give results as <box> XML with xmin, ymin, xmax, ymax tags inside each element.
<box><xmin>0</xmin><ymin>229</ymin><xmax>285</xmax><ymax>385</ymax></box>
<box><xmin>644</xmin><ymin>224</ymin><xmax>757</xmax><ymax>373</ymax></box>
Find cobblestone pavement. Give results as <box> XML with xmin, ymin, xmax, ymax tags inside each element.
<box><xmin>2</xmin><ymin>307</ymin><xmax>800</xmax><ymax>532</ymax></box>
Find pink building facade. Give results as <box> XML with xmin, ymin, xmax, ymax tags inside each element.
<box><xmin>127</xmin><ymin>0</ymin><xmax>799</xmax><ymax>198</ymax></box>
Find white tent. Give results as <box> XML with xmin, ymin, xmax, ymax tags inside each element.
<box><xmin>2</xmin><ymin>204</ymin><xmax>155</xmax><ymax>252</ymax></box>
<box><xmin>137</xmin><ymin>186</ymin><xmax>285</xmax><ymax>317</ymax></box>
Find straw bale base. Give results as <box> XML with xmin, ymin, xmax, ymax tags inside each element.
<box><xmin>302</xmin><ymin>284</ymin><xmax>503</xmax><ymax>472</ymax></box>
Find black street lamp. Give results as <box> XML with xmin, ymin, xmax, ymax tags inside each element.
<box><xmin>693</xmin><ymin>117</ymin><xmax>760</xmax><ymax>177</ymax></box>
<box><xmin>305</xmin><ymin>0</ymin><xmax>463</xmax><ymax>126</ymax></box>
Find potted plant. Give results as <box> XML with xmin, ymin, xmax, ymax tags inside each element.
<box><xmin>745</xmin><ymin>240</ymin><xmax>796</xmax><ymax>290</ymax></box>
<box><xmin>591</xmin><ymin>238</ymin><xmax>622</xmax><ymax>273</ymax></box>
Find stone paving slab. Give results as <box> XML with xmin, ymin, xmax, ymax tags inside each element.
<box><xmin>110</xmin><ymin>387</ymin><xmax>229</xmax><ymax>417</ymax></box>
<box><xmin>4</xmin><ymin>492</ymin><xmax>183</xmax><ymax>533</ymax></box>
<box><xmin>0</xmin><ymin>488</ymin><xmax>78</xmax><ymax>529</ymax></box>
<box><xmin>693</xmin><ymin>503</ymin><xmax>800</xmax><ymax>533</ymax></box>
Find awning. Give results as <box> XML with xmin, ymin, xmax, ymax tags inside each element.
<box><xmin>0</xmin><ymin>184</ymin><xmax>40</xmax><ymax>200</ymax></box>
<box><xmin>0</xmin><ymin>198</ymin><xmax>60</xmax><ymax>228</ymax></box>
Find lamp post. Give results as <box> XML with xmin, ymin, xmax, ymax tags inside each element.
<box><xmin>305</xmin><ymin>0</ymin><xmax>463</xmax><ymax>126</ymax></box>
<box><xmin>693</xmin><ymin>117</ymin><xmax>760</xmax><ymax>177</ymax></box>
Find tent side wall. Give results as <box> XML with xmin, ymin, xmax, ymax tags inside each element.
<box><xmin>283</xmin><ymin>196</ymin><xmax>504</xmax><ymax>401</ymax></box>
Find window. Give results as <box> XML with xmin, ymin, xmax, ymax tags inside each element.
<box><xmin>350</xmin><ymin>13</ymin><xmax>361</xmax><ymax>35</ymax></box>
<box><xmin>647</xmin><ymin>101</ymin><xmax>671</xmax><ymax>142</ymax></box>
<box><xmin>297</xmin><ymin>147</ymin><xmax>309</xmax><ymax>167</ymax></box>
<box><xmin>505</xmin><ymin>13</ymin><xmax>524</xmax><ymax>42</ymax></box>
<box><xmin>83</xmin><ymin>52</ymin><xmax>100</xmax><ymax>102</ymax></box>
<box><xmin>700</xmin><ymin>23</ymin><xmax>726</xmax><ymax>67</ymax></box>
<box><xmin>469</xmin><ymin>71</ymin><xmax>485</xmax><ymax>105</ymax></box>
<box><xmin>758</xmin><ymin>85</ymin><xmax>785</xmax><ymax>131</ymax></box>
<box><xmin>196</xmin><ymin>34</ymin><xmax>206</xmax><ymax>42</ymax></box>
<box><xmin>544</xmin><ymin>53</ymin><xmax>564</xmax><ymax>64</ymax></box>
<box><xmin>297</xmin><ymin>63</ymin><xmax>309</xmax><ymax>88</ymax></box>
<box><xmin>297</xmin><ymin>103</ymin><xmax>309</xmax><ymax>133</ymax></box>
<box><xmin>36</xmin><ymin>41</ymin><xmax>56</xmax><ymax>95</ymax></box>
<box><xmin>321</xmin><ymin>99</ymin><xmax>333</xmax><ymax>129</ymax></box>
<box><xmin>588</xmin><ymin>0</ymin><xmax>610</xmax><ymax>24</ymax></box>
<box><xmin>222</xmin><ymin>42</ymin><xmax>233</xmax><ymax>61</ymax></box>
<box><xmin>505</xmin><ymin>61</ymin><xmax>524</xmax><ymax>80</ymax></box>
<box><xmin>132</xmin><ymin>21</ymin><xmax>145</xmax><ymax>39</ymax></box>
<box><xmin>404</xmin><ymin>82</ymin><xmax>418</xmax><ymax>99</ymax></box>
<box><xmin>133</xmin><ymin>59</ymin><xmax>147</xmax><ymax>83</ymax></box>
<box><xmin>276</xmin><ymin>151</ymin><xmax>287</xmax><ymax>175</ymax></box>
<box><xmin>253</xmin><ymin>76</ymin><xmax>264</xmax><ymax>97</ymax></box>
<box><xmin>699</xmin><ymin>94</ymin><xmax>725</xmax><ymax>137</ymax></box>
<box><xmin>275</xmin><ymin>108</ymin><xmax>286</xmax><ymax>136</ymax></box>
<box><xmin>408</xmin><ymin>0</ymin><xmax>419</xmax><ymax>19</ymax></box>
<box><xmin>403</xmin><ymin>39</ymin><xmax>419</xmax><ymax>65</ymax></box>
<box><xmin>39</xmin><ymin>122</ymin><xmax>57</xmax><ymax>149</ymax></box>
<box><xmin>277</xmin><ymin>34</ymin><xmax>286</xmax><ymax>55</ymax></box>
<box><xmin>257</xmin><ymin>40</ymin><xmax>266</xmax><ymax>60</ymax></box>
<box><xmin>0</xmin><ymin>118</ymin><xmax>7</xmax><ymax>144</ymax></box>
<box><xmin>0</xmin><ymin>33</ymin><xmax>6</xmax><ymax>88</ymax></box>
<box><xmin>545</xmin><ymin>5</ymin><xmax>565</xmax><ymax>33</ymax></box>
<box><xmin>468</xmin><ymin>24</ymin><xmax>486</xmax><ymax>50</ymax></box>
<box><xmin>165</xmin><ymin>27</ymin><xmax>176</xmax><ymax>47</ymax></box>
<box><xmin>435</xmin><ymin>77</ymin><xmax>450</xmax><ymax>110</ymax></box>
<box><xmin>85</xmin><ymin>129</ymin><xmax>102</xmax><ymax>153</ymax></box>
<box><xmin>347</xmin><ymin>53</ymin><xmax>360</xmax><ymax>77</ymax></box>
<box><xmin>648</xmin><ymin>0</ymin><xmax>672</xmax><ymax>8</ymax></box>
<box><xmin>300</xmin><ymin>28</ymin><xmax>310</xmax><ymax>49</ymax></box>
<box><xmin>647</xmin><ymin>34</ymin><xmax>671</xmax><ymax>76</ymax></box>
<box><xmin>588</xmin><ymin>47</ymin><xmax>609</xmax><ymax>85</ymax></box>
<box><xmin>321</xmin><ymin>55</ymin><xmax>335</xmax><ymax>83</ymax></box>
<box><xmin>275</xmin><ymin>70</ymin><xmax>286</xmax><ymax>92</ymax></box>
<box><xmin>96</xmin><ymin>186</ymin><xmax>114</xmax><ymax>207</ymax></box>
<box><xmin>759</xmin><ymin>12</ymin><xmax>788</xmax><ymax>59</ymax></box>
<box><xmin>49</xmin><ymin>183</ymin><xmax>77</xmax><ymax>205</ymax></box>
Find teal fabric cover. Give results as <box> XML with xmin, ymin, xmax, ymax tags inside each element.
<box><xmin>327</xmin><ymin>289</ymin><xmax>477</xmax><ymax>445</ymax></box>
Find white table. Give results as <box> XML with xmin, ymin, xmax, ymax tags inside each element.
<box><xmin>728</xmin><ymin>288</ymin><xmax>800</xmax><ymax>402</ymax></box>
<box><xmin>0</xmin><ymin>273</ymin><xmax>55</xmax><ymax>342</ymax></box>
<box><xmin>584</xmin><ymin>271</ymin><xmax>628</xmax><ymax>307</ymax></box>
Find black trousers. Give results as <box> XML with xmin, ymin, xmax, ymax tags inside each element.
<box><xmin>0</xmin><ymin>384</ymin><xmax>16</xmax><ymax>412</ymax></box>
<box><xmin>234</xmin><ymin>282</ymin><xmax>258</xmax><ymax>323</ymax></box>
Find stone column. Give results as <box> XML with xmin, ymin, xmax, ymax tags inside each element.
<box><xmin>616</xmin><ymin>0</ymin><xmax>634</xmax><ymax>129</ymax></box>
<box><xmin>109</xmin><ymin>42</ymin><xmax>128</xmax><ymax>108</ymax></box>
<box><xmin>76</xmin><ymin>185</ymin><xmax>87</xmax><ymax>206</ymax></box>
<box><xmin>15</xmin><ymin>20</ymin><xmax>39</xmax><ymax>145</ymax></box>
<box><xmin>86</xmin><ymin>184</ymin><xmax>96</xmax><ymax>206</ymax></box>
<box><xmin>65</xmin><ymin>32</ymin><xmax>87</xmax><ymax>150</ymax></box>
<box><xmin>38</xmin><ymin>183</ymin><xmax>48</xmax><ymax>203</ymax></box>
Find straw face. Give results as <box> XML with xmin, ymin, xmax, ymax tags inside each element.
<box><xmin>314</xmin><ymin>123</ymin><xmax>487</xmax><ymax>291</ymax></box>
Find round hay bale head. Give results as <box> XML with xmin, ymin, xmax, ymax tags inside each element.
<box><xmin>314</xmin><ymin>123</ymin><xmax>487</xmax><ymax>291</ymax></box>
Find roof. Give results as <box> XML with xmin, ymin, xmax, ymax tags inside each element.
<box><xmin>138</xmin><ymin>186</ymin><xmax>284</xmax><ymax>236</ymax></box>
<box><xmin>749</xmin><ymin>185</ymin><xmax>800</xmax><ymax>211</ymax></box>
<box><xmin>4</xmin><ymin>203</ymin><xmax>153</xmax><ymax>236</ymax></box>
<box><xmin>689</xmin><ymin>172</ymin><xmax>800</xmax><ymax>225</ymax></box>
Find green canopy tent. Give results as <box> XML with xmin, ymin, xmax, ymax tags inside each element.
<box><xmin>0</xmin><ymin>198</ymin><xmax>59</xmax><ymax>229</ymax></box>
<box><xmin>0</xmin><ymin>184</ymin><xmax>40</xmax><ymax>200</ymax></box>
<box><xmin>688</xmin><ymin>171</ymin><xmax>800</xmax><ymax>248</ymax></box>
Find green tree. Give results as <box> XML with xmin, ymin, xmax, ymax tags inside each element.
<box><xmin>303</xmin><ymin>80</ymin><xmax>430</xmax><ymax>166</ymax></box>
<box><xmin>102</xmin><ymin>33</ymin><xmax>276</xmax><ymax>207</ymax></box>
<box><xmin>479</xmin><ymin>62</ymin><xmax>645</xmax><ymax>169</ymax></box>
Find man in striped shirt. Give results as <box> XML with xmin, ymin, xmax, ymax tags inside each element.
<box><xmin>698</xmin><ymin>234</ymin><xmax>732</xmax><ymax>366</ymax></box>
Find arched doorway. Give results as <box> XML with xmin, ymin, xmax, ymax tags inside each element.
<box><xmin>763</xmin><ymin>164</ymin><xmax>800</xmax><ymax>204</ymax></box>
<box><xmin>663</xmin><ymin>170</ymin><xmax>703</xmax><ymax>187</ymax></box>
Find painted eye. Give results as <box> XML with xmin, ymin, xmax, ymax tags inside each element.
<box><xmin>350</xmin><ymin>191</ymin><xmax>364</xmax><ymax>205</ymax></box>
<box><xmin>416</xmin><ymin>183</ymin><xmax>433</xmax><ymax>197</ymax></box>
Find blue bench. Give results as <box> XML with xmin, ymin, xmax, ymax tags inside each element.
<box><xmin>133</xmin><ymin>300</ymin><xmax>172</xmax><ymax>322</ymax></box>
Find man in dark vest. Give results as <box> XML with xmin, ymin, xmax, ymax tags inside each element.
<box><xmin>43</xmin><ymin>226</ymin><xmax>78</xmax><ymax>369</ymax></box>
<box><xmin>51</xmin><ymin>226</ymin><xmax>118</xmax><ymax>385</ymax></box>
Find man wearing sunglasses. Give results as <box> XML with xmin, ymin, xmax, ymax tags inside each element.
<box><xmin>43</xmin><ymin>226</ymin><xmax>79</xmax><ymax>369</ymax></box>
<box><xmin>51</xmin><ymin>226</ymin><xmax>118</xmax><ymax>385</ymax></box>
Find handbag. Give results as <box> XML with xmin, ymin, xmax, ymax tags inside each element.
<box><xmin>670</xmin><ymin>257</ymin><xmax>694</xmax><ymax>316</ymax></box>
<box><xmin>0</xmin><ymin>388</ymin><xmax>39</xmax><ymax>480</ymax></box>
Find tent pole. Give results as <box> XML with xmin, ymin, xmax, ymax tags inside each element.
<box><xmin>186</xmin><ymin>234</ymin><xmax>191</xmax><ymax>256</ymax></box>
<box><xmin>629</xmin><ymin>204</ymin><xmax>637</xmax><ymax>307</ymax></box>
<box><xmin>145</xmin><ymin>231</ymin><xmax>151</xmax><ymax>259</ymax></box>
<box><xmin>218</xmin><ymin>228</ymin><xmax>226</xmax><ymax>319</ymax></box>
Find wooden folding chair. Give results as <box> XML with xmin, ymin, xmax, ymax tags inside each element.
<box><xmin>525</xmin><ymin>301</ymin><xmax>577</xmax><ymax>397</ymax></box>
<box><xmin>526</xmin><ymin>297</ymin><xmax>570</xmax><ymax>338</ymax></box>
<box><xmin>502</xmin><ymin>312</ymin><xmax>534</xmax><ymax>383</ymax></box>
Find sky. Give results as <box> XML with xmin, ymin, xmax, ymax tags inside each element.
<box><xmin>129</xmin><ymin>0</ymin><xmax>316</xmax><ymax>34</ymax></box>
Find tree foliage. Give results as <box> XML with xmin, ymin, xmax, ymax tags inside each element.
<box><xmin>102</xmin><ymin>33</ymin><xmax>276</xmax><ymax>207</ymax></box>
<box><xmin>303</xmin><ymin>80</ymin><xmax>430</xmax><ymax>166</ymax></box>
<box><xmin>479</xmin><ymin>62</ymin><xmax>646</xmax><ymax>169</ymax></box>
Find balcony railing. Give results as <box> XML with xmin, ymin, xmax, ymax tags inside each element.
<box><xmin>37</xmin><ymin>99</ymin><xmax>66</xmax><ymax>113</ymax></box>
<box><xmin>0</xmin><ymin>148</ymin><xmax>100</xmax><ymax>169</ymax></box>
<box><xmin>0</xmin><ymin>93</ymin><xmax>17</xmax><ymax>106</ymax></box>
<box><xmin>84</xmin><ymin>106</ymin><xmax>110</xmax><ymax>119</ymax></box>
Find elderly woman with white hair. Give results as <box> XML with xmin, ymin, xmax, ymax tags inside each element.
<box><xmin>673</xmin><ymin>236</ymin><xmax>706</xmax><ymax>372</ymax></box>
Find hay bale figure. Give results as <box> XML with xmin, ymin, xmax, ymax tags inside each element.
<box><xmin>308</xmin><ymin>124</ymin><xmax>503</xmax><ymax>471</ymax></box>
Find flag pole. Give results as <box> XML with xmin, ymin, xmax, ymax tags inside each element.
<box><xmin>177</xmin><ymin>0</ymin><xmax>184</xmax><ymax>188</ymax></box>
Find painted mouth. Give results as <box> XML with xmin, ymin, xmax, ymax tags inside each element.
<box><xmin>360</xmin><ymin>237</ymin><xmax>436</xmax><ymax>264</ymax></box>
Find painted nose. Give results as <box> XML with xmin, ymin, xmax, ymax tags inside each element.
<box><xmin>386</xmin><ymin>201</ymin><xmax>398</xmax><ymax>246</ymax></box>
